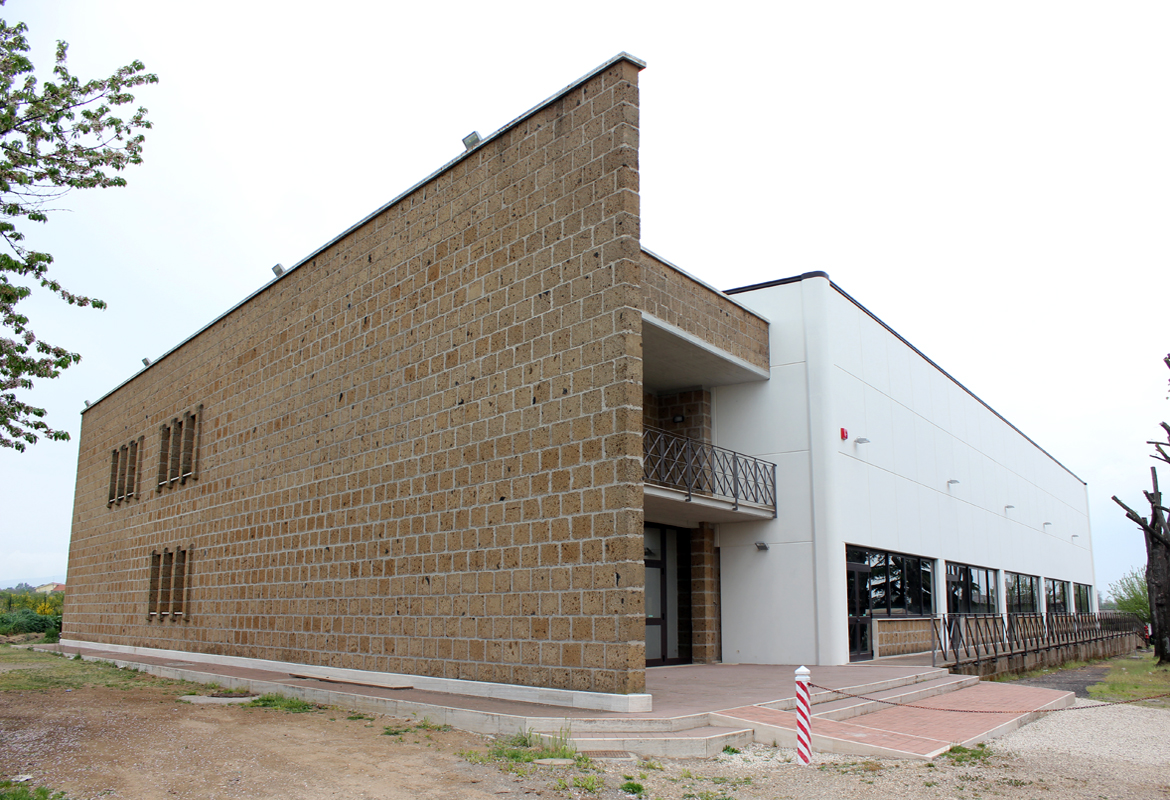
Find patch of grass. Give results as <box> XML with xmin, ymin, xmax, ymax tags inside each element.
<box><xmin>379</xmin><ymin>718</ymin><xmax>450</xmax><ymax>736</ymax></box>
<box><xmin>489</xmin><ymin>728</ymin><xmax>582</xmax><ymax>764</ymax></box>
<box><xmin>943</xmin><ymin>743</ymin><xmax>991</xmax><ymax>764</ymax></box>
<box><xmin>209</xmin><ymin>685</ymin><xmax>252</xmax><ymax>696</ymax></box>
<box><xmin>992</xmin><ymin>659</ymin><xmax>1093</xmax><ymax>681</ymax></box>
<box><xmin>463</xmin><ymin>727</ymin><xmax>592</xmax><ymax>773</ymax></box>
<box><xmin>0</xmin><ymin>647</ymin><xmax>179</xmax><ymax>693</ymax></box>
<box><xmin>243</xmin><ymin>693</ymin><xmax>318</xmax><ymax>712</ymax></box>
<box><xmin>1088</xmin><ymin>653</ymin><xmax>1170</xmax><ymax>707</ymax></box>
<box><xmin>572</xmin><ymin>775</ymin><xmax>603</xmax><ymax>793</ymax></box>
<box><xmin>346</xmin><ymin>712</ymin><xmax>375</xmax><ymax>721</ymax></box>
<box><xmin>721</xmin><ymin>745</ymin><xmax>740</xmax><ymax>754</ymax></box>
<box><xmin>0</xmin><ymin>781</ymin><xmax>68</xmax><ymax>800</ymax></box>
<box><xmin>641</xmin><ymin>759</ymin><xmax>663</xmax><ymax>770</ymax></box>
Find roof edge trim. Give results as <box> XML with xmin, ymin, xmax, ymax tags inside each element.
<box><xmin>82</xmin><ymin>52</ymin><xmax>646</xmax><ymax>414</ymax></box>
<box><xmin>724</xmin><ymin>271</ymin><xmax>1086</xmax><ymax>485</ymax></box>
<box><xmin>641</xmin><ymin>247</ymin><xmax>770</xmax><ymax>323</ymax></box>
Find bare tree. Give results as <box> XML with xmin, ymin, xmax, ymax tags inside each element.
<box><xmin>1112</xmin><ymin>354</ymin><xmax>1170</xmax><ymax>666</ymax></box>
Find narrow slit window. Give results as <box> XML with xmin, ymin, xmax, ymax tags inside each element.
<box><xmin>180</xmin><ymin>410</ymin><xmax>196</xmax><ymax>482</ymax></box>
<box><xmin>126</xmin><ymin>439</ymin><xmax>139</xmax><ymax>499</ymax></box>
<box><xmin>158</xmin><ymin>550</ymin><xmax>174</xmax><ymax>615</ymax></box>
<box><xmin>148</xmin><ymin>551</ymin><xmax>162</xmax><ymax>615</ymax></box>
<box><xmin>115</xmin><ymin>444</ymin><xmax>129</xmax><ymax>503</ymax></box>
<box><xmin>108</xmin><ymin>449</ymin><xmax>121</xmax><ymax>505</ymax></box>
<box><xmin>168</xmin><ymin>419</ymin><xmax>183</xmax><ymax>484</ymax></box>
<box><xmin>157</xmin><ymin>425</ymin><xmax>171</xmax><ymax>490</ymax></box>
<box><xmin>172</xmin><ymin>549</ymin><xmax>187</xmax><ymax>616</ymax></box>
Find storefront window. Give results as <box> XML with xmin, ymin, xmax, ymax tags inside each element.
<box><xmin>847</xmin><ymin>545</ymin><xmax>934</xmax><ymax>617</ymax></box>
<box><xmin>1005</xmin><ymin>572</ymin><xmax>1039</xmax><ymax>614</ymax></box>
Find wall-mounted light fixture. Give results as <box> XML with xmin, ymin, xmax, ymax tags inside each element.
<box><xmin>142</xmin><ymin>357</ymin><xmax>151</xmax><ymax>367</ymax></box>
<box><xmin>672</xmin><ymin>415</ymin><xmax>685</xmax><ymax>424</ymax></box>
<box><xmin>272</xmin><ymin>263</ymin><xmax>285</xmax><ymax>277</ymax></box>
<box><xmin>947</xmin><ymin>479</ymin><xmax>960</xmax><ymax>486</ymax></box>
<box><xmin>1004</xmin><ymin>505</ymin><xmax>1015</xmax><ymax>511</ymax></box>
<box><xmin>1072</xmin><ymin>534</ymin><xmax>1080</xmax><ymax>539</ymax></box>
<box><xmin>854</xmin><ymin>437</ymin><xmax>870</xmax><ymax>444</ymax></box>
<box><xmin>462</xmin><ymin>131</ymin><xmax>481</xmax><ymax>150</ymax></box>
<box><xmin>1043</xmin><ymin>522</ymin><xmax>1052</xmax><ymax>530</ymax></box>
<box><xmin>755</xmin><ymin>542</ymin><xmax>769</xmax><ymax>551</ymax></box>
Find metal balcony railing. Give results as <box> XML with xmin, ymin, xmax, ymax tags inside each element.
<box><xmin>642</xmin><ymin>426</ymin><xmax>777</xmax><ymax>515</ymax></box>
<box><xmin>928</xmin><ymin>611</ymin><xmax>1144</xmax><ymax>669</ymax></box>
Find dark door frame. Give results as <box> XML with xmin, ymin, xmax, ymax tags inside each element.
<box><xmin>645</xmin><ymin>525</ymin><xmax>692</xmax><ymax>668</ymax></box>
<box><xmin>846</xmin><ymin>560</ymin><xmax>873</xmax><ymax>662</ymax></box>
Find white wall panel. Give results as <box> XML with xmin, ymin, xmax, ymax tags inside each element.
<box><xmin>859</xmin><ymin>314</ymin><xmax>892</xmax><ymax>396</ymax></box>
<box><xmin>828</xmin><ymin>294</ymin><xmax>863</xmax><ymax>380</ymax></box>
<box><xmin>720</xmin><ymin>540</ymin><xmax>817</xmax><ymax>665</ymax></box>
<box><xmin>862</xmin><ymin>384</ymin><xmax>895</xmax><ymax>473</ymax></box>
<box><xmin>715</xmin><ymin>362</ymin><xmax>810</xmax><ymax>458</ymax></box>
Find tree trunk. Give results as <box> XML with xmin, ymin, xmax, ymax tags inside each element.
<box><xmin>1147</xmin><ymin>532</ymin><xmax>1170</xmax><ymax>665</ymax></box>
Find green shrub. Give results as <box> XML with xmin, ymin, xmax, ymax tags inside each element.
<box><xmin>0</xmin><ymin>609</ymin><xmax>58</xmax><ymax>635</ymax></box>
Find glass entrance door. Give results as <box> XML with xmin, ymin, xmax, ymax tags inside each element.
<box><xmin>846</xmin><ymin>560</ymin><xmax>873</xmax><ymax>661</ymax></box>
<box><xmin>644</xmin><ymin>525</ymin><xmax>692</xmax><ymax>667</ymax></box>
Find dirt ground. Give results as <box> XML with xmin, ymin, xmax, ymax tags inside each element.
<box><xmin>2</xmin><ymin>648</ymin><xmax>1169</xmax><ymax>800</ymax></box>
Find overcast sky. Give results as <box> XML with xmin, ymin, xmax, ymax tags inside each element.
<box><xmin>1</xmin><ymin>2</ymin><xmax>1166</xmax><ymax>597</ymax></box>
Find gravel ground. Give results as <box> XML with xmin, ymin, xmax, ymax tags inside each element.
<box><xmin>3</xmin><ymin>654</ymin><xmax>1169</xmax><ymax>799</ymax></box>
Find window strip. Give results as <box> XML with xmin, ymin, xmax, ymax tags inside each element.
<box><xmin>133</xmin><ymin>436</ymin><xmax>144</xmax><ymax>497</ymax></box>
<box><xmin>168</xmin><ymin>419</ymin><xmax>183</xmax><ymax>484</ymax></box>
<box><xmin>159</xmin><ymin>550</ymin><xmax>174</xmax><ymax>615</ymax></box>
<box><xmin>172</xmin><ymin>549</ymin><xmax>187</xmax><ymax>616</ymax></box>
<box><xmin>108</xmin><ymin>449</ymin><xmax>120</xmax><ymax>505</ymax></box>
<box><xmin>180</xmin><ymin>410</ymin><xmax>196</xmax><ymax>482</ymax></box>
<box><xmin>115</xmin><ymin>445</ymin><xmax>129</xmax><ymax>503</ymax></box>
<box><xmin>148</xmin><ymin>551</ymin><xmax>161</xmax><ymax>615</ymax></box>
<box><xmin>191</xmin><ymin>404</ymin><xmax>203</xmax><ymax>480</ymax></box>
<box><xmin>157</xmin><ymin>425</ymin><xmax>171</xmax><ymax>490</ymax></box>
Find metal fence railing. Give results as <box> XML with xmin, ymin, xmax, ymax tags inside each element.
<box><xmin>930</xmin><ymin>611</ymin><xmax>1144</xmax><ymax>669</ymax></box>
<box><xmin>642</xmin><ymin>426</ymin><xmax>777</xmax><ymax>515</ymax></box>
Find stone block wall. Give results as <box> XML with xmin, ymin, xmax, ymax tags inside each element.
<box><xmin>641</xmin><ymin>251</ymin><xmax>769</xmax><ymax>372</ymax></box>
<box><xmin>65</xmin><ymin>56</ymin><xmax>648</xmax><ymax>695</ymax></box>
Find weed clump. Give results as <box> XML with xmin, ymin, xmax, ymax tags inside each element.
<box><xmin>243</xmin><ymin>693</ymin><xmax>318</xmax><ymax>713</ymax></box>
<box><xmin>943</xmin><ymin>743</ymin><xmax>991</xmax><ymax>764</ymax></box>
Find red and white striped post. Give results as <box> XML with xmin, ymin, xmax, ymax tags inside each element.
<box><xmin>795</xmin><ymin>665</ymin><xmax>812</xmax><ymax>764</ymax></box>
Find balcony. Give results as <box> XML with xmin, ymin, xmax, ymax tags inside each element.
<box><xmin>643</xmin><ymin>426</ymin><xmax>777</xmax><ymax>527</ymax></box>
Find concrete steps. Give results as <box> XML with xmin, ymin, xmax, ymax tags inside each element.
<box><xmin>546</xmin><ymin>670</ymin><xmax>982</xmax><ymax>759</ymax></box>
<box><xmin>810</xmin><ymin>674</ymin><xmax>980</xmax><ymax>721</ymax></box>
<box><xmin>569</xmin><ymin>726</ymin><xmax>755</xmax><ymax>759</ymax></box>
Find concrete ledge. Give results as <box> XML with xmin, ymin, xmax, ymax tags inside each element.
<box><xmin>57</xmin><ymin>639</ymin><xmax>653</xmax><ymax>712</ymax></box>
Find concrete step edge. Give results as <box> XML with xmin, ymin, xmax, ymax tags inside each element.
<box><xmin>569</xmin><ymin>728</ymin><xmax>754</xmax><ymax>759</ymax></box>
<box><xmin>526</xmin><ymin>713</ymin><xmax>712</xmax><ymax>735</ymax></box>
<box><xmin>760</xmin><ymin>668</ymin><xmax>954</xmax><ymax>711</ymax></box>
<box><xmin>709</xmin><ymin>712</ymin><xmax>952</xmax><ymax>761</ymax></box>
<box><xmin>812</xmin><ymin>675</ymin><xmax>981</xmax><ymax>721</ymax></box>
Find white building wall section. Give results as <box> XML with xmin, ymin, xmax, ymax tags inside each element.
<box><xmin>713</xmin><ymin>273</ymin><xmax>1097</xmax><ymax>667</ymax></box>
<box><xmin>823</xmin><ymin>286</ymin><xmax>1095</xmax><ymax>601</ymax></box>
<box><xmin>713</xmin><ymin>277</ymin><xmax>831</xmax><ymax>666</ymax></box>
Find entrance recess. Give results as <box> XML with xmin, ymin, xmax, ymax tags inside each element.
<box><xmin>644</xmin><ymin>525</ymin><xmax>692</xmax><ymax>667</ymax></box>
<box><xmin>846</xmin><ymin>558</ymin><xmax>873</xmax><ymax>661</ymax></box>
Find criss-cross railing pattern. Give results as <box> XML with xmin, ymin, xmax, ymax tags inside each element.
<box><xmin>643</xmin><ymin>426</ymin><xmax>776</xmax><ymax>514</ymax></box>
<box><xmin>931</xmin><ymin>611</ymin><xmax>1144</xmax><ymax>669</ymax></box>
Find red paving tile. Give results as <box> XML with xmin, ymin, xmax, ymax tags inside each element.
<box><xmin>722</xmin><ymin>681</ymin><xmax>1071</xmax><ymax>757</ymax></box>
<box><xmin>48</xmin><ymin>643</ymin><xmax>1070</xmax><ymax>758</ymax></box>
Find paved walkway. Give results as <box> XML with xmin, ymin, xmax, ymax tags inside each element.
<box><xmin>38</xmin><ymin>643</ymin><xmax>1072</xmax><ymax>759</ymax></box>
